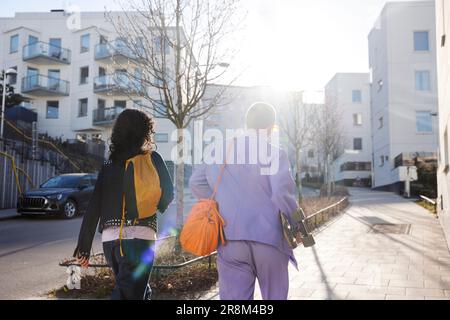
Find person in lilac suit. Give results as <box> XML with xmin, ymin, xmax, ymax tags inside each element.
<box><xmin>189</xmin><ymin>102</ymin><xmax>300</xmax><ymax>300</ymax></box>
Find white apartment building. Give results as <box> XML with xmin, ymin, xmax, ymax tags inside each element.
<box><xmin>368</xmin><ymin>1</ymin><xmax>439</xmax><ymax>191</ymax></box>
<box><xmin>436</xmin><ymin>0</ymin><xmax>450</xmax><ymax>248</ymax></box>
<box><xmin>0</xmin><ymin>10</ymin><xmax>177</xmax><ymax>163</ymax></box>
<box><xmin>326</xmin><ymin>73</ymin><xmax>372</xmax><ymax>186</ymax></box>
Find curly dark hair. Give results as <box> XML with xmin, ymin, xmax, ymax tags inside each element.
<box><xmin>109</xmin><ymin>109</ymin><xmax>156</xmax><ymax>162</ymax></box>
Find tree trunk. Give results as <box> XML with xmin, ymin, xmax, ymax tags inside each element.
<box><xmin>296</xmin><ymin>147</ymin><xmax>303</xmax><ymax>203</ymax></box>
<box><xmin>326</xmin><ymin>154</ymin><xmax>332</xmax><ymax>198</ymax></box>
<box><xmin>175</xmin><ymin>127</ymin><xmax>185</xmax><ymax>230</ymax></box>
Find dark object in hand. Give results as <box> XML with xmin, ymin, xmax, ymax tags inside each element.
<box><xmin>280</xmin><ymin>207</ymin><xmax>316</xmax><ymax>249</ymax></box>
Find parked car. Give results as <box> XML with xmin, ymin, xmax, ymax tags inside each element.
<box><xmin>17</xmin><ymin>174</ymin><xmax>97</xmax><ymax>219</ymax></box>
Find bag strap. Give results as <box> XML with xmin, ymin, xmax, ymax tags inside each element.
<box><xmin>210</xmin><ymin>140</ymin><xmax>235</xmax><ymax>200</ymax></box>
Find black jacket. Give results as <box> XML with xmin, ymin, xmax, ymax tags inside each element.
<box><xmin>73</xmin><ymin>151</ymin><xmax>174</xmax><ymax>259</ymax></box>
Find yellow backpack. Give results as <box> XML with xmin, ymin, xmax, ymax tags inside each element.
<box><xmin>119</xmin><ymin>153</ymin><xmax>162</xmax><ymax>257</ymax></box>
<box><xmin>124</xmin><ymin>153</ymin><xmax>162</xmax><ymax>219</ymax></box>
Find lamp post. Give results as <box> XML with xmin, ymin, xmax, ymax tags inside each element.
<box><xmin>1</xmin><ymin>68</ymin><xmax>18</xmax><ymax>140</ymax></box>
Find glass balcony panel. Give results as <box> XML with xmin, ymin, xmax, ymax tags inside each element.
<box><xmin>93</xmin><ymin>106</ymin><xmax>125</xmax><ymax>125</ymax></box>
<box><xmin>21</xmin><ymin>75</ymin><xmax>70</xmax><ymax>96</ymax></box>
<box><xmin>23</xmin><ymin>41</ymin><xmax>71</xmax><ymax>64</ymax></box>
<box><xmin>95</xmin><ymin>40</ymin><xmax>137</xmax><ymax>61</ymax></box>
<box><xmin>94</xmin><ymin>72</ymin><xmax>143</xmax><ymax>95</ymax></box>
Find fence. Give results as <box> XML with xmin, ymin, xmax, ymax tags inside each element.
<box><xmin>0</xmin><ymin>142</ymin><xmax>56</xmax><ymax>209</ymax></box>
<box><xmin>305</xmin><ymin>197</ymin><xmax>349</xmax><ymax>232</ymax></box>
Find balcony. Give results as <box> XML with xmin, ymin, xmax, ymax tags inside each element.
<box><xmin>93</xmin><ymin>107</ymin><xmax>125</xmax><ymax>126</ymax></box>
<box><xmin>21</xmin><ymin>75</ymin><xmax>70</xmax><ymax>96</ymax></box>
<box><xmin>394</xmin><ymin>152</ymin><xmax>437</xmax><ymax>169</ymax></box>
<box><xmin>95</xmin><ymin>40</ymin><xmax>139</xmax><ymax>63</ymax></box>
<box><xmin>94</xmin><ymin>73</ymin><xmax>144</xmax><ymax>96</ymax></box>
<box><xmin>23</xmin><ymin>42</ymin><xmax>71</xmax><ymax>65</ymax></box>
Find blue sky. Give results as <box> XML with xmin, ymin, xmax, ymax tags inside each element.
<box><xmin>1</xmin><ymin>0</ymin><xmax>423</xmax><ymax>93</ymax></box>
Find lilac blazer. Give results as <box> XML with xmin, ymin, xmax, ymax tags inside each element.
<box><xmin>189</xmin><ymin>135</ymin><xmax>299</xmax><ymax>268</ymax></box>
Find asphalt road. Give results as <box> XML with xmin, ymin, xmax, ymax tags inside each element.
<box><xmin>0</xmin><ymin>215</ymin><xmax>103</xmax><ymax>300</ymax></box>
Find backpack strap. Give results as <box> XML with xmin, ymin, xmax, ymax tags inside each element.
<box><xmin>210</xmin><ymin>140</ymin><xmax>235</xmax><ymax>200</ymax></box>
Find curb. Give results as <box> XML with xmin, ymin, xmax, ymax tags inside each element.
<box><xmin>0</xmin><ymin>210</ymin><xmax>20</xmax><ymax>221</ymax></box>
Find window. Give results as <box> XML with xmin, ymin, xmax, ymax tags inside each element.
<box><xmin>46</xmin><ymin>101</ymin><xmax>59</xmax><ymax>119</ymax></box>
<box><xmin>99</xmin><ymin>67</ymin><xmax>106</xmax><ymax>77</ymax></box>
<box><xmin>353</xmin><ymin>113</ymin><xmax>362</xmax><ymax>126</ymax></box>
<box><xmin>98</xmin><ymin>99</ymin><xmax>106</xmax><ymax>110</ymax></box>
<box><xmin>414</xmin><ymin>31</ymin><xmax>429</xmax><ymax>51</ymax></box>
<box><xmin>92</xmin><ymin>133</ymin><xmax>103</xmax><ymax>141</ymax></box>
<box><xmin>76</xmin><ymin>134</ymin><xmax>88</xmax><ymax>142</ymax></box>
<box><xmin>78</xmin><ymin>98</ymin><xmax>88</xmax><ymax>117</ymax></box>
<box><xmin>48</xmin><ymin>70</ymin><xmax>60</xmax><ymax>91</ymax></box>
<box><xmin>10</xmin><ymin>35</ymin><xmax>19</xmax><ymax>53</ymax></box>
<box><xmin>353</xmin><ymin>138</ymin><xmax>363</xmax><ymax>151</ymax></box>
<box><xmin>9</xmin><ymin>66</ymin><xmax>17</xmax><ymax>85</ymax></box>
<box><xmin>28</xmin><ymin>35</ymin><xmax>38</xmax><ymax>45</ymax></box>
<box><xmin>81</xmin><ymin>34</ymin><xmax>90</xmax><ymax>53</ymax></box>
<box><xmin>154</xmin><ymin>36</ymin><xmax>170</xmax><ymax>54</ymax></box>
<box><xmin>49</xmin><ymin>38</ymin><xmax>62</xmax><ymax>58</ymax></box>
<box><xmin>308</xmin><ymin>150</ymin><xmax>315</xmax><ymax>158</ymax></box>
<box><xmin>352</xmin><ymin>90</ymin><xmax>362</xmax><ymax>103</ymax></box>
<box><xmin>416</xmin><ymin>111</ymin><xmax>432</xmax><ymax>133</ymax></box>
<box><xmin>378</xmin><ymin>116</ymin><xmax>384</xmax><ymax>129</ymax></box>
<box><xmin>155</xmin><ymin>133</ymin><xmax>169</xmax><ymax>143</ymax></box>
<box><xmin>80</xmin><ymin>67</ymin><xmax>89</xmax><ymax>85</ymax></box>
<box><xmin>379</xmin><ymin>156</ymin><xmax>385</xmax><ymax>167</ymax></box>
<box><xmin>114</xmin><ymin>100</ymin><xmax>127</xmax><ymax>112</ymax></box>
<box><xmin>415</xmin><ymin>70</ymin><xmax>431</xmax><ymax>91</ymax></box>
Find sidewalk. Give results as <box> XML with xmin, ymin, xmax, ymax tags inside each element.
<box><xmin>0</xmin><ymin>208</ymin><xmax>20</xmax><ymax>220</ymax></box>
<box><xmin>201</xmin><ymin>188</ymin><xmax>450</xmax><ymax>300</ymax></box>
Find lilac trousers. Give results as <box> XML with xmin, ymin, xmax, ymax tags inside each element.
<box><xmin>217</xmin><ymin>241</ymin><xmax>290</xmax><ymax>300</ymax></box>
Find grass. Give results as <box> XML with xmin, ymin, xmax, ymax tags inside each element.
<box><xmin>415</xmin><ymin>200</ymin><xmax>437</xmax><ymax>215</ymax></box>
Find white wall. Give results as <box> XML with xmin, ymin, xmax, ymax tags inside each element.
<box><xmin>436</xmin><ymin>0</ymin><xmax>450</xmax><ymax>249</ymax></box>
<box><xmin>326</xmin><ymin>73</ymin><xmax>372</xmax><ymax>184</ymax></box>
<box><xmin>368</xmin><ymin>1</ymin><xmax>438</xmax><ymax>188</ymax></box>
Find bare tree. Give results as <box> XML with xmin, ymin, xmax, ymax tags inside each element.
<box><xmin>278</xmin><ymin>92</ymin><xmax>315</xmax><ymax>202</ymax></box>
<box><xmin>311</xmin><ymin>100</ymin><xmax>345</xmax><ymax>197</ymax></box>
<box><xmin>104</xmin><ymin>0</ymin><xmax>244</xmax><ymax>230</ymax></box>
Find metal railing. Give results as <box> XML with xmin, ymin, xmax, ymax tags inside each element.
<box><xmin>305</xmin><ymin>197</ymin><xmax>349</xmax><ymax>231</ymax></box>
<box><xmin>23</xmin><ymin>41</ymin><xmax>71</xmax><ymax>64</ymax></box>
<box><xmin>21</xmin><ymin>74</ymin><xmax>70</xmax><ymax>96</ymax></box>
<box><xmin>92</xmin><ymin>107</ymin><xmax>125</xmax><ymax>126</ymax></box>
<box><xmin>95</xmin><ymin>40</ymin><xmax>138</xmax><ymax>61</ymax></box>
<box><xmin>1</xmin><ymin>117</ymin><xmax>81</xmax><ymax>172</ymax></box>
<box><xmin>93</xmin><ymin>73</ymin><xmax>144</xmax><ymax>94</ymax></box>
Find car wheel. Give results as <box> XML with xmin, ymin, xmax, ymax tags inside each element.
<box><xmin>62</xmin><ymin>200</ymin><xmax>77</xmax><ymax>219</ymax></box>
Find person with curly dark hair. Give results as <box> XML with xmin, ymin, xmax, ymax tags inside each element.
<box><xmin>73</xmin><ymin>109</ymin><xmax>174</xmax><ymax>300</ymax></box>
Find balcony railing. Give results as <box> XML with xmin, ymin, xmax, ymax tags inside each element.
<box><xmin>21</xmin><ymin>75</ymin><xmax>70</xmax><ymax>96</ymax></box>
<box><xmin>93</xmin><ymin>107</ymin><xmax>125</xmax><ymax>126</ymax></box>
<box><xmin>394</xmin><ymin>152</ymin><xmax>437</xmax><ymax>169</ymax></box>
<box><xmin>23</xmin><ymin>41</ymin><xmax>71</xmax><ymax>64</ymax></box>
<box><xmin>95</xmin><ymin>40</ymin><xmax>139</xmax><ymax>61</ymax></box>
<box><xmin>94</xmin><ymin>73</ymin><xmax>144</xmax><ymax>95</ymax></box>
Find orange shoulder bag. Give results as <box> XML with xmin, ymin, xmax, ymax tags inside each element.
<box><xmin>180</xmin><ymin>143</ymin><xmax>233</xmax><ymax>257</ymax></box>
